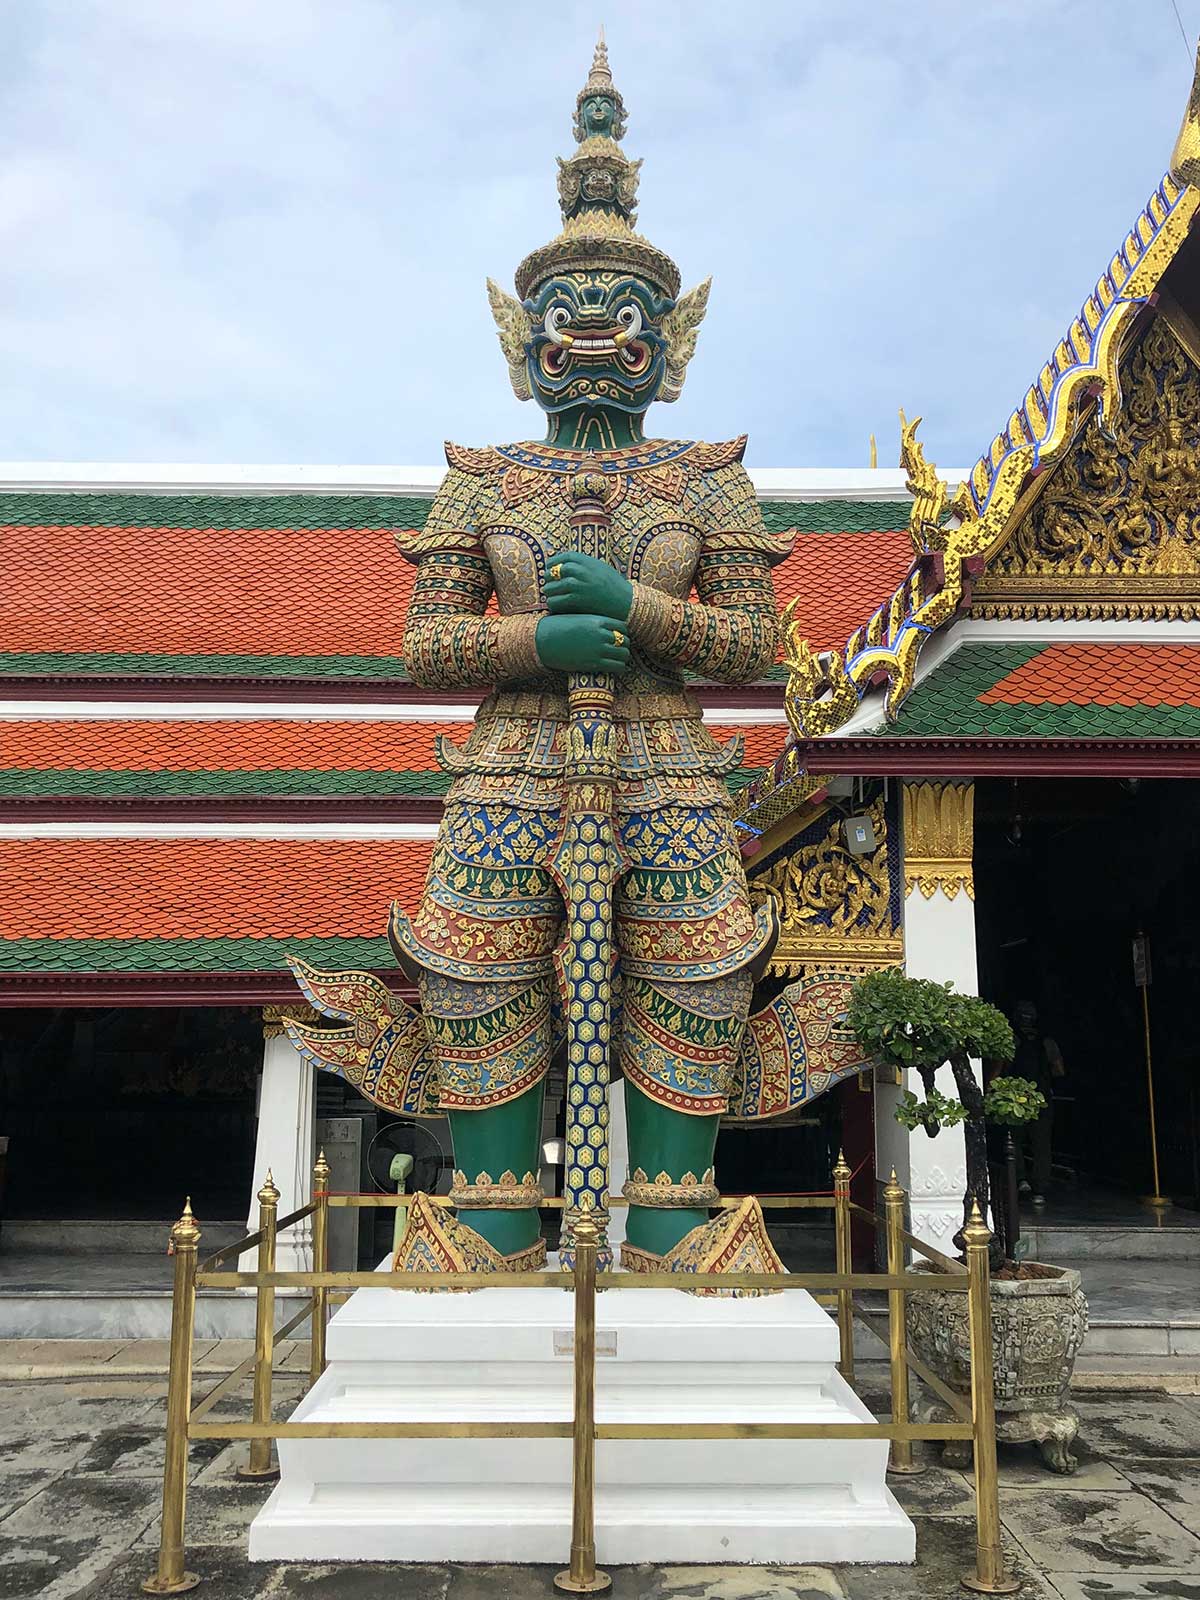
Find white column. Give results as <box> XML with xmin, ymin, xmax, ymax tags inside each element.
<box><xmin>241</xmin><ymin>1007</ymin><xmax>316</xmax><ymax>1274</ymax></box>
<box><xmin>889</xmin><ymin>782</ymin><xmax>978</xmax><ymax>1250</ymax></box>
<box><xmin>606</xmin><ymin>1080</ymin><xmax>631</xmax><ymax>1250</ymax></box>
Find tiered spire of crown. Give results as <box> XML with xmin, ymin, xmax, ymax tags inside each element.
<box><xmin>514</xmin><ymin>30</ymin><xmax>681</xmax><ymax>301</ymax></box>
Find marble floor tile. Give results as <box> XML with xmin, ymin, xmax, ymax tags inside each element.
<box><xmin>1048</xmin><ymin>1575</ymin><xmax>1200</xmax><ymax>1599</ymax></box>
<box><xmin>958</xmin><ymin>1437</ymin><xmax>1136</xmax><ymax>1492</ymax></box>
<box><xmin>1068</xmin><ymin>1396</ymin><xmax>1200</xmax><ymax>1459</ymax></box>
<box><xmin>999</xmin><ymin>1486</ymin><xmax>1200</xmax><ymax>1574</ymax></box>
<box><xmin>1117</xmin><ymin>1457</ymin><xmax>1200</xmax><ymax>1538</ymax></box>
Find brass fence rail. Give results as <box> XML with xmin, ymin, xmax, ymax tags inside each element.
<box><xmin>141</xmin><ymin>1156</ymin><xmax>1017</xmax><ymax>1598</ymax></box>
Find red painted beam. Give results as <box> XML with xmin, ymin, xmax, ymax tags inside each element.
<box><xmin>789</xmin><ymin>736</ymin><xmax>1200</xmax><ymax>777</ymax></box>
<box><xmin>0</xmin><ymin>676</ymin><xmax>788</xmax><ymax>710</ymax></box>
<box><xmin>0</xmin><ymin>969</ymin><xmax>419</xmax><ymax>1008</ymax></box>
<box><xmin>0</xmin><ymin>797</ymin><xmax>448</xmax><ymax>823</ymax></box>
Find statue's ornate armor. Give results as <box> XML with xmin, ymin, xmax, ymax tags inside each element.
<box><xmin>391</xmin><ymin>439</ymin><xmax>791</xmax><ymax>1127</ymax></box>
<box><xmin>285</xmin><ymin>34</ymin><xmax>872</xmax><ymax>1282</ymax></box>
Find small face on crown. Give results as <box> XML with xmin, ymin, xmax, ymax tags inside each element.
<box><xmin>582</xmin><ymin>94</ymin><xmax>618</xmax><ymax>137</ymax></box>
<box><xmin>524</xmin><ymin>269</ymin><xmax>674</xmax><ymax>417</ymax></box>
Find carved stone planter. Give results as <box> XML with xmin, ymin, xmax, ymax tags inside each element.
<box><xmin>906</xmin><ymin>1261</ymin><xmax>1089</xmax><ymax>1472</ymax></box>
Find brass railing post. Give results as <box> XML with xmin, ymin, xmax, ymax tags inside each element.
<box><xmin>961</xmin><ymin>1201</ymin><xmax>1018</xmax><ymax>1594</ymax></box>
<box><xmin>310</xmin><ymin>1150</ymin><xmax>331</xmax><ymax>1389</ymax></box>
<box><xmin>554</xmin><ymin>1211</ymin><xmax>610</xmax><ymax>1595</ymax></box>
<box><xmin>142</xmin><ymin>1200</ymin><xmax>202</xmax><ymax>1594</ymax></box>
<box><xmin>884</xmin><ymin>1169</ymin><xmax>923</xmax><ymax>1475</ymax></box>
<box><xmin>237</xmin><ymin>1171</ymin><xmax>280</xmax><ymax>1482</ymax></box>
<box><xmin>833</xmin><ymin>1150</ymin><xmax>855</xmax><ymax>1383</ymax></box>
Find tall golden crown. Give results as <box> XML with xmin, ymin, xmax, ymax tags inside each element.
<box><xmin>514</xmin><ymin>31</ymin><xmax>681</xmax><ymax>302</ymax></box>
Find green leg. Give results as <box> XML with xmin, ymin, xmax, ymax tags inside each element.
<box><xmin>623</xmin><ymin>1078</ymin><xmax>720</xmax><ymax>1257</ymax></box>
<box><xmin>448</xmin><ymin>1079</ymin><xmax>546</xmax><ymax>1257</ymax></box>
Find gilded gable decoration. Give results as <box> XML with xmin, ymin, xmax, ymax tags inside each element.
<box><xmin>771</xmin><ymin>40</ymin><xmax>1200</xmax><ymax>754</ymax></box>
<box><xmin>973</xmin><ymin>319</ymin><xmax>1200</xmax><ymax>620</ymax></box>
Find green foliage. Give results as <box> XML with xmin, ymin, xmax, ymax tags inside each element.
<box><xmin>983</xmin><ymin>1075</ymin><xmax>1047</xmax><ymax>1127</ymax></box>
<box><xmin>847</xmin><ymin>968</ymin><xmax>1016</xmax><ymax>1143</ymax></box>
<box><xmin>846</xmin><ymin>968</ymin><xmax>1014</xmax><ymax>1075</ymax></box>
<box><xmin>893</xmin><ymin>1086</ymin><xmax>967</xmax><ymax>1135</ymax></box>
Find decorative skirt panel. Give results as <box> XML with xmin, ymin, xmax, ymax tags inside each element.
<box><xmin>392</xmin><ymin>797</ymin><xmax>770</xmax><ymax>1112</ymax></box>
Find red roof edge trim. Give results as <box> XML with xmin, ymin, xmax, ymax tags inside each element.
<box><xmin>793</xmin><ymin>737</ymin><xmax>1200</xmax><ymax>778</ymax></box>
<box><xmin>0</xmin><ymin>970</ymin><xmax>419</xmax><ymax>1007</ymax></box>
<box><xmin>0</xmin><ymin>798</ymin><xmax>448</xmax><ymax>823</ymax></box>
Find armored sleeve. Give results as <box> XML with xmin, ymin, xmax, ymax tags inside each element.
<box><xmin>624</xmin><ymin>458</ymin><xmax>792</xmax><ymax>683</ymax></box>
<box><xmin>396</xmin><ymin>465</ymin><xmax>542</xmax><ymax>690</ymax></box>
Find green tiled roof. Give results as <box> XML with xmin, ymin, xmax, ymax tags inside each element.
<box><xmin>0</xmin><ymin>652</ymin><xmax>409</xmax><ymax>679</ymax></box>
<box><xmin>0</xmin><ymin>492</ymin><xmax>434</xmax><ymax>529</ymax></box>
<box><xmin>0</xmin><ymin>936</ymin><xmax>394</xmax><ymax>973</ymax></box>
<box><xmin>0</xmin><ymin>765</ymin><xmax>767</xmax><ymax>800</ymax></box>
<box><xmin>886</xmin><ymin>643</ymin><xmax>1200</xmax><ymax>738</ymax></box>
<box><xmin>0</xmin><ymin>489</ymin><xmax>907</xmax><ymax>535</ymax></box>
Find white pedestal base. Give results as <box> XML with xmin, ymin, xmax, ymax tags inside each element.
<box><xmin>250</xmin><ymin>1274</ymin><xmax>914</xmax><ymax>1566</ymax></box>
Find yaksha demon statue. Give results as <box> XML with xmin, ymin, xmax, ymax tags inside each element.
<box><xmin>288</xmin><ymin>36</ymin><xmax>868</xmax><ymax>1282</ymax></box>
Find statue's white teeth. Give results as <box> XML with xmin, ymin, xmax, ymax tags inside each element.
<box><xmin>573</xmin><ymin>336</ymin><xmax>617</xmax><ymax>351</ymax></box>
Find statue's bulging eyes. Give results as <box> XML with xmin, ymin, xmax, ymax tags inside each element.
<box><xmin>545</xmin><ymin>305</ymin><xmax>572</xmax><ymax>342</ymax></box>
<box><xmin>616</xmin><ymin>304</ymin><xmax>642</xmax><ymax>335</ymax></box>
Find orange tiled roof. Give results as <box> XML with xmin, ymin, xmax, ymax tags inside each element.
<box><xmin>0</xmin><ymin>718</ymin><xmax>784</xmax><ymax>772</ymax></box>
<box><xmin>772</xmin><ymin>531</ymin><xmax>914</xmax><ymax>653</ymax></box>
<box><xmin>3</xmin><ymin>525</ymin><xmax>416</xmax><ymax>655</ymax></box>
<box><xmin>980</xmin><ymin>642</ymin><xmax>1200</xmax><ymax>707</ymax></box>
<box><xmin>0</xmin><ymin>519</ymin><xmax>909</xmax><ymax>663</ymax></box>
<box><xmin>0</xmin><ymin>719</ymin><xmax>460</xmax><ymax>771</ymax></box>
<box><xmin>0</xmin><ymin>838</ymin><xmax>434</xmax><ymax>939</ymax></box>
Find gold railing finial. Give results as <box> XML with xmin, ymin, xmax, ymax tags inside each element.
<box><xmin>170</xmin><ymin>1198</ymin><xmax>201</xmax><ymax>1252</ymax></box>
<box><xmin>883</xmin><ymin>1167</ymin><xmax>904</xmax><ymax>1202</ymax></box>
<box><xmin>258</xmin><ymin>1171</ymin><xmax>280</xmax><ymax>1207</ymax></box>
<box><xmin>313</xmin><ymin>1149</ymin><xmax>331</xmax><ymax>1187</ymax></box>
<box><xmin>963</xmin><ymin>1198</ymin><xmax>991</xmax><ymax>1249</ymax></box>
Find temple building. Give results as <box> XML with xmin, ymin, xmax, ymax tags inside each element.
<box><xmin>4</xmin><ymin>46</ymin><xmax>1200</xmax><ymax>1328</ymax></box>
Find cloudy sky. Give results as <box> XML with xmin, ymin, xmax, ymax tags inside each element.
<box><xmin>1</xmin><ymin>0</ymin><xmax>1198</xmax><ymax>469</ymax></box>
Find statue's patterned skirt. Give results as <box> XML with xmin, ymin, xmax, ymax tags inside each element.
<box><xmin>390</xmin><ymin>797</ymin><xmax>775</xmax><ymax>1116</ymax></box>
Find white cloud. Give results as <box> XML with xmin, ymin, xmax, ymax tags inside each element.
<box><xmin>0</xmin><ymin>0</ymin><xmax>1196</xmax><ymax>465</ymax></box>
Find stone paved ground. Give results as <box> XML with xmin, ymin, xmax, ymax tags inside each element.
<box><xmin>2</xmin><ymin>1350</ymin><xmax>1200</xmax><ymax>1600</ymax></box>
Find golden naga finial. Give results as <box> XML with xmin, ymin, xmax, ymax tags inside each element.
<box><xmin>898</xmin><ymin>408</ymin><xmax>971</xmax><ymax>555</ymax></box>
<box><xmin>1171</xmin><ymin>36</ymin><xmax>1200</xmax><ymax>187</ymax></box>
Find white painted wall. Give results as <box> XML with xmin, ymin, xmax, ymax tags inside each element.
<box><xmin>887</xmin><ymin>886</ymin><xmax>978</xmax><ymax>1250</ymax></box>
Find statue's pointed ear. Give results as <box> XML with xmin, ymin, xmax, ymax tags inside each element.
<box><xmin>486</xmin><ymin>278</ymin><xmax>533</xmax><ymax>402</ymax></box>
<box><xmin>660</xmin><ymin>277</ymin><xmax>711</xmax><ymax>402</ymax></box>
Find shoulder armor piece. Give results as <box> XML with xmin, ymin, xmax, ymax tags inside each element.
<box><xmin>444</xmin><ymin>441</ymin><xmax>505</xmax><ymax>475</ymax></box>
<box><xmin>393</xmin><ymin>526</ymin><xmax>484</xmax><ymax>566</ymax></box>
<box><xmin>705</xmin><ymin>527</ymin><xmax>795</xmax><ymax>568</ymax></box>
<box><xmin>690</xmin><ymin>436</ymin><xmax>749</xmax><ymax>471</ymax></box>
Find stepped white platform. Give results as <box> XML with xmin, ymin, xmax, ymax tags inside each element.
<box><xmin>249</xmin><ymin>1268</ymin><xmax>914</xmax><ymax>1566</ymax></box>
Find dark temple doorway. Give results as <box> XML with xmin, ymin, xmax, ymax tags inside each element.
<box><xmin>0</xmin><ymin>1006</ymin><xmax>258</xmax><ymax>1220</ymax></box>
<box><xmin>974</xmin><ymin>777</ymin><xmax>1200</xmax><ymax>1211</ymax></box>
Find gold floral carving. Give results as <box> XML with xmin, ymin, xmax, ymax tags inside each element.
<box><xmin>261</xmin><ymin>1003</ymin><xmax>316</xmax><ymax>1041</ymax></box>
<box><xmin>751</xmin><ymin>798</ymin><xmax>902</xmax><ymax>975</ymax></box>
<box><xmin>903</xmin><ymin>782</ymin><xmax>974</xmax><ymax>901</ymax></box>
<box><xmin>622</xmin><ymin>1167</ymin><xmax>718</xmax><ymax>1208</ymax></box>
<box><xmin>973</xmin><ymin>318</ymin><xmax>1200</xmax><ymax>620</ymax></box>
<box><xmin>449</xmin><ymin>1169</ymin><xmax>544</xmax><ymax>1209</ymax></box>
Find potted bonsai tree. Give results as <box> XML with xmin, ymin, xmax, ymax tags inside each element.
<box><xmin>847</xmin><ymin>968</ymin><xmax>1089</xmax><ymax>1473</ymax></box>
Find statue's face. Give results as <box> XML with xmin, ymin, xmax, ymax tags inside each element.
<box><xmin>582</xmin><ymin>94</ymin><xmax>617</xmax><ymax>137</ymax></box>
<box><xmin>524</xmin><ymin>270</ymin><xmax>674</xmax><ymax>418</ymax></box>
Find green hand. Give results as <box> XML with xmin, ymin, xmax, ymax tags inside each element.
<box><xmin>535</xmin><ymin>613</ymin><xmax>631</xmax><ymax>675</ymax></box>
<box><xmin>544</xmin><ymin>550</ymin><xmax>633</xmax><ymax>621</ymax></box>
